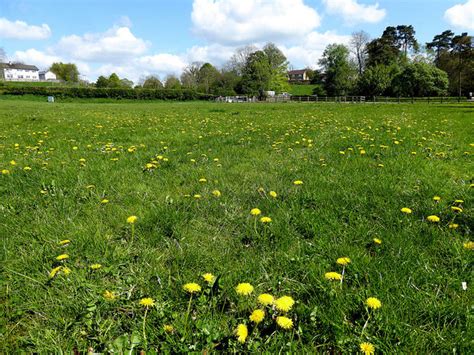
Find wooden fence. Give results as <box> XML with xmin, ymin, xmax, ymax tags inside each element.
<box><xmin>288</xmin><ymin>96</ymin><xmax>473</xmax><ymax>104</ymax></box>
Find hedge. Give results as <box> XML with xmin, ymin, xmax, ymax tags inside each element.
<box><xmin>1</xmin><ymin>86</ymin><xmax>215</xmax><ymax>101</ymax></box>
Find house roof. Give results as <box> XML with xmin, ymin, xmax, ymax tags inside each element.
<box><xmin>0</xmin><ymin>62</ymin><xmax>39</xmax><ymax>71</ymax></box>
<box><xmin>288</xmin><ymin>69</ymin><xmax>308</xmax><ymax>75</ymax></box>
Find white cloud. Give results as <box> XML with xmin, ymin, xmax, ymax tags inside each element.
<box><xmin>191</xmin><ymin>0</ymin><xmax>321</xmax><ymax>44</ymax></box>
<box><xmin>186</xmin><ymin>44</ymin><xmax>237</xmax><ymax>65</ymax></box>
<box><xmin>0</xmin><ymin>17</ymin><xmax>51</xmax><ymax>39</ymax></box>
<box><xmin>136</xmin><ymin>54</ymin><xmax>187</xmax><ymax>77</ymax></box>
<box><xmin>322</xmin><ymin>0</ymin><xmax>386</xmax><ymax>24</ymax></box>
<box><xmin>55</xmin><ymin>26</ymin><xmax>150</xmax><ymax>62</ymax></box>
<box><xmin>13</xmin><ymin>49</ymin><xmax>61</xmax><ymax>69</ymax></box>
<box><xmin>281</xmin><ymin>31</ymin><xmax>351</xmax><ymax>68</ymax></box>
<box><xmin>444</xmin><ymin>0</ymin><xmax>474</xmax><ymax>30</ymax></box>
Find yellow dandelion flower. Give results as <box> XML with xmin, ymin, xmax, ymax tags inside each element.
<box><xmin>90</xmin><ymin>263</ymin><xmax>102</xmax><ymax>270</ymax></box>
<box><xmin>56</xmin><ymin>254</ymin><xmax>69</xmax><ymax>261</ymax></box>
<box><xmin>373</xmin><ymin>238</ymin><xmax>382</xmax><ymax>245</ymax></box>
<box><xmin>325</xmin><ymin>272</ymin><xmax>342</xmax><ymax>281</ymax></box>
<box><xmin>269</xmin><ymin>191</ymin><xmax>277</xmax><ymax>198</ymax></box>
<box><xmin>451</xmin><ymin>206</ymin><xmax>462</xmax><ymax>213</ymax></box>
<box><xmin>449</xmin><ymin>223</ymin><xmax>459</xmax><ymax>229</ymax></box>
<box><xmin>293</xmin><ymin>180</ymin><xmax>303</xmax><ymax>185</ymax></box>
<box><xmin>10</xmin><ymin>160</ymin><xmax>16</xmax><ymax>165</ymax></box>
<box><xmin>258</xmin><ymin>293</ymin><xmax>274</xmax><ymax>306</ymax></box>
<box><xmin>454</xmin><ymin>199</ymin><xmax>464</xmax><ymax>204</ymax></box>
<box><xmin>212</xmin><ymin>190</ymin><xmax>221</xmax><ymax>197</ymax></box>
<box><xmin>260</xmin><ymin>216</ymin><xmax>272</xmax><ymax>223</ymax></box>
<box><xmin>23</xmin><ymin>166</ymin><xmax>32</xmax><ymax>171</ymax></box>
<box><xmin>139</xmin><ymin>297</ymin><xmax>155</xmax><ymax>307</ymax></box>
<box><xmin>2</xmin><ymin>169</ymin><xmax>10</xmax><ymax>175</ymax></box>
<box><xmin>276</xmin><ymin>316</ymin><xmax>293</xmax><ymax>329</ymax></box>
<box><xmin>103</xmin><ymin>290</ymin><xmax>116</xmax><ymax>300</ymax></box>
<box><xmin>400</xmin><ymin>207</ymin><xmax>412</xmax><ymax>214</ymax></box>
<box><xmin>275</xmin><ymin>296</ymin><xmax>295</xmax><ymax>312</ymax></box>
<box><xmin>58</xmin><ymin>239</ymin><xmax>71</xmax><ymax>246</ymax></box>
<box><xmin>249</xmin><ymin>309</ymin><xmax>265</xmax><ymax>324</ymax></box>
<box><xmin>101</xmin><ymin>199</ymin><xmax>109</xmax><ymax>204</ymax></box>
<box><xmin>366</xmin><ymin>297</ymin><xmax>382</xmax><ymax>310</ymax></box>
<box><xmin>427</xmin><ymin>215</ymin><xmax>440</xmax><ymax>223</ymax></box>
<box><xmin>236</xmin><ymin>283</ymin><xmax>254</xmax><ymax>296</ymax></box>
<box><xmin>62</xmin><ymin>267</ymin><xmax>71</xmax><ymax>276</ymax></box>
<box><xmin>360</xmin><ymin>342</ymin><xmax>375</xmax><ymax>355</ymax></box>
<box><xmin>433</xmin><ymin>196</ymin><xmax>441</xmax><ymax>202</ymax></box>
<box><xmin>202</xmin><ymin>273</ymin><xmax>215</xmax><ymax>283</ymax></box>
<box><xmin>49</xmin><ymin>266</ymin><xmax>63</xmax><ymax>278</ymax></box>
<box><xmin>199</xmin><ymin>178</ymin><xmax>207</xmax><ymax>183</ymax></box>
<box><xmin>163</xmin><ymin>324</ymin><xmax>174</xmax><ymax>333</ymax></box>
<box><xmin>193</xmin><ymin>194</ymin><xmax>202</xmax><ymax>199</ymax></box>
<box><xmin>183</xmin><ymin>283</ymin><xmax>202</xmax><ymax>294</ymax></box>
<box><xmin>127</xmin><ymin>215</ymin><xmax>138</xmax><ymax>224</ymax></box>
<box><xmin>337</xmin><ymin>257</ymin><xmax>351</xmax><ymax>266</ymax></box>
<box><xmin>236</xmin><ymin>324</ymin><xmax>248</xmax><ymax>343</ymax></box>
<box><xmin>250</xmin><ymin>208</ymin><xmax>261</xmax><ymax>216</ymax></box>
<box><xmin>463</xmin><ymin>241</ymin><xmax>474</xmax><ymax>250</ymax></box>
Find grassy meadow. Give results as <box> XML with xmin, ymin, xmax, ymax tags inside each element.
<box><xmin>0</xmin><ymin>98</ymin><xmax>473</xmax><ymax>353</ymax></box>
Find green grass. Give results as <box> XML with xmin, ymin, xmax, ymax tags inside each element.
<box><xmin>289</xmin><ymin>84</ymin><xmax>318</xmax><ymax>95</ymax></box>
<box><xmin>1</xmin><ymin>99</ymin><xmax>473</xmax><ymax>353</ymax></box>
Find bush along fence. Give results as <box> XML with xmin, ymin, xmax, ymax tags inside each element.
<box><xmin>0</xmin><ymin>86</ymin><xmax>215</xmax><ymax>101</ymax></box>
<box><xmin>288</xmin><ymin>95</ymin><xmax>473</xmax><ymax>104</ymax></box>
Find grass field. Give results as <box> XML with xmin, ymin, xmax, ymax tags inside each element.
<box><xmin>289</xmin><ymin>84</ymin><xmax>318</xmax><ymax>96</ymax></box>
<box><xmin>0</xmin><ymin>99</ymin><xmax>473</xmax><ymax>353</ymax></box>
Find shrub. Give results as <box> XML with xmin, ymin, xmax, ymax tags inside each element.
<box><xmin>1</xmin><ymin>86</ymin><xmax>214</xmax><ymax>101</ymax></box>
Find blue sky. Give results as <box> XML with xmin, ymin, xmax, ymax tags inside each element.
<box><xmin>0</xmin><ymin>0</ymin><xmax>472</xmax><ymax>81</ymax></box>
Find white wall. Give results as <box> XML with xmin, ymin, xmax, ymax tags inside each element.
<box><xmin>3</xmin><ymin>68</ymin><xmax>39</xmax><ymax>81</ymax></box>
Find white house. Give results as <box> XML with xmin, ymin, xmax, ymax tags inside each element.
<box><xmin>39</xmin><ymin>70</ymin><xmax>57</xmax><ymax>81</ymax></box>
<box><xmin>0</xmin><ymin>62</ymin><xmax>40</xmax><ymax>81</ymax></box>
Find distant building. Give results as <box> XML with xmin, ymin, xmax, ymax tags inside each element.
<box><xmin>39</xmin><ymin>70</ymin><xmax>57</xmax><ymax>81</ymax></box>
<box><xmin>288</xmin><ymin>69</ymin><xmax>310</xmax><ymax>83</ymax></box>
<box><xmin>0</xmin><ymin>62</ymin><xmax>39</xmax><ymax>81</ymax></box>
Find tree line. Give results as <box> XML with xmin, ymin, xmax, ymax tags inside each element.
<box><xmin>5</xmin><ymin>25</ymin><xmax>471</xmax><ymax>98</ymax></box>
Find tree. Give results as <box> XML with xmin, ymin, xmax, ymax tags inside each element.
<box><xmin>319</xmin><ymin>44</ymin><xmax>356</xmax><ymax>96</ymax></box>
<box><xmin>197</xmin><ymin>63</ymin><xmax>219</xmax><ymax>94</ymax></box>
<box><xmin>451</xmin><ymin>32</ymin><xmax>473</xmax><ymax>97</ymax></box>
<box><xmin>95</xmin><ymin>76</ymin><xmax>109</xmax><ymax>88</ymax></box>
<box><xmin>396</xmin><ymin>25</ymin><xmax>419</xmax><ymax>56</ymax></box>
<box><xmin>107</xmin><ymin>73</ymin><xmax>121</xmax><ymax>88</ymax></box>
<box><xmin>120</xmin><ymin>78</ymin><xmax>134</xmax><ymax>88</ymax></box>
<box><xmin>180</xmin><ymin>62</ymin><xmax>202</xmax><ymax>89</ymax></box>
<box><xmin>213</xmin><ymin>70</ymin><xmax>240</xmax><ymax>96</ymax></box>
<box><xmin>426</xmin><ymin>30</ymin><xmax>454</xmax><ymax>65</ymax></box>
<box><xmin>240</xmin><ymin>50</ymin><xmax>272</xmax><ymax>98</ymax></box>
<box><xmin>356</xmin><ymin>64</ymin><xmax>395</xmax><ymax>96</ymax></box>
<box><xmin>366</xmin><ymin>25</ymin><xmax>419</xmax><ymax>67</ymax></box>
<box><xmin>225</xmin><ymin>45</ymin><xmax>257</xmax><ymax>75</ymax></box>
<box><xmin>392</xmin><ymin>62</ymin><xmax>448</xmax><ymax>97</ymax></box>
<box><xmin>50</xmin><ymin>62</ymin><xmax>79</xmax><ymax>82</ymax></box>
<box><xmin>350</xmin><ymin>31</ymin><xmax>370</xmax><ymax>75</ymax></box>
<box><xmin>366</xmin><ymin>37</ymin><xmax>399</xmax><ymax>67</ymax></box>
<box><xmin>164</xmin><ymin>75</ymin><xmax>182</xmax><ymax>90</ymax></box>
<box><xmin>263</xmin><ymin>43</ymin><xmax>290</xmax><ymax>93</ymax></box>
<box><xmin>142</xmin><ymin>76</ymin><xmax>163</xmax><ymax>89</ymax></box>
